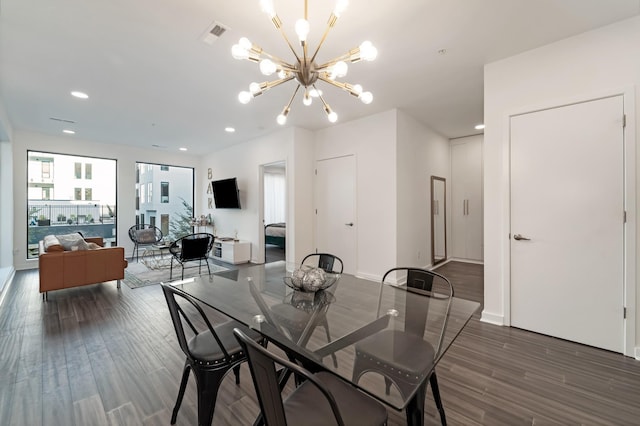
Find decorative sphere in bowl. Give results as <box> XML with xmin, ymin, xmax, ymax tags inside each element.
<box><xmin>284</xmin><ymin>267</ymin><xmax>340</xmax><ymax>292</ymax></box>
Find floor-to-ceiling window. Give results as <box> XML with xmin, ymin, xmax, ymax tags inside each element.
<box><xmin>26</xmin><ymin>151</ymin><xmax>117</xmax><ymax>259</ymax></box>
<box><xmin>135</xmin><ymin>162</ymin><xmax>194</xmax><ymax>240</ymax></box>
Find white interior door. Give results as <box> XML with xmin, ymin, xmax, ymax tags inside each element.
<box><xmin>316</xmin><ymin>155</ymin><xmax>356</xmax><ymax>274</ymax></box>
<box><xmin>510</xmin><ymin>95</ymin><xmax>625</xmax><ymax>353</ymax></box>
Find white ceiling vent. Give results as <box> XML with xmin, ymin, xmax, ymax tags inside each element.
<box><xmin>202</xmin><ymin>21</ymin><xmax>228</xmax><ymax>45</ymax></box>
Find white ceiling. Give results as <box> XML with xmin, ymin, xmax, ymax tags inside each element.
<box><xmin>1</xmin><ymin>0</ymin><xmax>639</xmax><ymax>155</ymax></box>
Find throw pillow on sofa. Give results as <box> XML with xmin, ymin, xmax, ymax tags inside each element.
<box><xmin>56</xmin><ymin>233</ymin><xmax>85</xmax><ymax>251</ymax></box>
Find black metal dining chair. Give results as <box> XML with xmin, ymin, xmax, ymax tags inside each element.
<box><xmin>161</xmin><ymin>284</ymin><xmax>264</xmax><ymax>426</ymax></box>
<box><xmin>233</xmin><ymin>328</ymin><xmax>388</xmax><ymax>426</ymax></box>
<box><xmin>351</xmin><ymin>267</ymin><xmax>454</xmax><ymax>425</ymax></box>
<box><xmin>169</xmin><ymin>233</ymin><xmax>214</xmax><ymax>280</ymax></box>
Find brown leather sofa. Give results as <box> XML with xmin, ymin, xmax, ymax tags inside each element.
<box><xmin>38</xmin><ymin>234</ymin><xmax>128</xmax><ymax>300</ymax></box>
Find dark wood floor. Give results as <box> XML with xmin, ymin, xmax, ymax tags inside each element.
<box><xmin>1</xmin><ymin>261</ymin><xmax>639</xmax><ymax>425</ymax></box>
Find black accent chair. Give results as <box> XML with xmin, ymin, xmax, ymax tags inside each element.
<box><xmin>128</xmin><ymin>224</ymin><xmax>163</xmax><ymax>261</ymax></box>
<box><xmin>169</xmin><ymin>233</ymin><xmax>214</xmax><ymax>280</ymax></box>
<box><xmin>301</xmin><ymin>252</ymin><xmax>344</xmax><ymax>273</ymax></box>
<box><xmin>161</xmin><ymin>284</ymin><xmax>264</xmax><ymax>426</ymax></box>
<box><xmin>351</xmin><ymin>267</ymin><xmax>454</xmax><ymax>426</ymax></box>
<box><xmin>233</xmin><ymin>328</ymin><xmax>388</xmax><ymax>426</ymax></box>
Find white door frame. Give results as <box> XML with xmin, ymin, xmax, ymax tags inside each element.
<box><xmin>501</xmin><ymin>88</ymin><xmax>636</xmax><ymax>357</ymax></box>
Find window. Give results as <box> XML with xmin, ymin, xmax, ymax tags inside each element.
<box><xmin>161</xmin><ymin>182</ymin><xmax>169</xmax><ymax>203</ymax></box>
<box><xmin>135</xmin><ymin>162</ymin><xmax>194</xmax><ymax>241</ymax></box>
<box><xmin>27</xmin><ymin>151</ymin><xmax>117</xmax><ymax>259</ymax></box>
<box><xmin>42</xmin><ymin>161</ymin><xmax>51</xmax><ymax>179</ymax></box>
<box><xmin>150</xmin><ymin>216</ymin><xmax>156</xmax><ymax>227</ymax></box>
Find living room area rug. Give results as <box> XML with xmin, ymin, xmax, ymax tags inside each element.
<box><xmin>123</xmin><ymin>259</ymin><xmax>230</xmax><ymax>289</ymax></box>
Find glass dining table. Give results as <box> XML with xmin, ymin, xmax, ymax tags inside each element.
<box><xmin>170</xmin><ymin>261</ymin><xmax>479</xmax><ymax>426</ymax></box>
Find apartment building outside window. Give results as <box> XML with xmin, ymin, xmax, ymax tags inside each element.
<box><xmin>42</xmin><ymin>161</ymin><xmax>51</xmax><ymax>179</ymax></box>
<box><xmin>85</xmin><ymin>188</ymin><xmax>92</xmax><ymax>201</ymax></box>
<box><xmin>74</xmin><ymin>188</ymin><xmax>82</xmax><ymax>200</ymax></box>
<box><xmin>74</xmin><ymin>162</ymin><xmax>82</xmax><ymax>179</ymax></box>
<box><xmin>85</xmin><ymin>163</ymin><xmax>92</xmax><ymax>179</ymax></box>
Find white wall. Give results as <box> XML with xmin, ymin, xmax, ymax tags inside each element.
<box><xmin>198</xmin><ymin>127</ymin><xmax>315</xmax><ymax>267</ymax></box>
<box><xmin>484</xmin><ymin>16</ymin><xmax>639</xmax><ymax>355</ymax></box>
<box><xmin>397</xmin><ymin>110</ymin><xmax>451</xmax><ymax>269</ymax></box>
<box><xmin>12</xmin><ymin>130</ymin><xmax>200</xmax><ymax>270</ymax></box>
<box><xmin>0</xmin><ymin>141</ymin><xmax>15</xmax><ymax>294</ymax></box>
<box><xmin>315</xmin><ymin>110</ymin><xmax>397</xmax><ymax>280</ymax></box>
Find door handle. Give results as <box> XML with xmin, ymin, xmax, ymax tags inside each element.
<box><xmin>345</xmin><ymin>222</ymin><xmax>354</xmax><ymax>227</ymax></box>
<box><xmin>513</xmin><ymin>234</ymin><xmax>531</xmax><ymax>241</ymax></box>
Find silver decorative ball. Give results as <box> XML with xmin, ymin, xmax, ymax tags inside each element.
<box><xmin>302</xmin><ymin>267</ymin><xmax>326</xmax><ymax>292</ymax></box>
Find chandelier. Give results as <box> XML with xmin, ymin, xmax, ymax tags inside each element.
<box><xmin>232</xmin><ymin>0</ymin><xmax>377</xmax><ymax>125</ymax></box>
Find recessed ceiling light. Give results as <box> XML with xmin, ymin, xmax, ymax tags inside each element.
<box><xmin>475</xmin><ymin>124</ymin><xmax>485</xmax><ymax>130</ymax></box>
<box><xmin>225</xmin><ymin>127</ymin><xmax>236</xmax><ymax>133</ymax></box>
<box><xmin>71</xmin><ymin>91</ymin><xmax>89</xmax><ymax>99</ymax></box>
<box><xmin>63</xmin><ymin>129</ymin><xmax>75</xmax><ymax>134</ymax></box>
<box><xmin>179</xmin><ymin>147</ymin><xmax>188</xmax><ymax>151</ymax></box>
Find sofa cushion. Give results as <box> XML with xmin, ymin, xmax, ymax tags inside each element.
<box><xmin>135</xmin><ymin>228</ymin><xmax>157</xmax><ymax>244</ymax></box>
<box><xmin>43</xmin><ymin>235</ymin><xmax>64</xmax><ymax>252</ymax></box>
<box><xmin>70</xmin><ymin>239</ymin><xmax>102</xmax><ymax>251</ymax></box>
<box><xmin>56</xmin><ymin>233</ymin><xmax>85</xmax><ymax>251</ymax></box>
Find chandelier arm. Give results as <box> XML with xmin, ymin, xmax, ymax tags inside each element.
<box><xmin>285</xmin><ymin>84</ymin><xmax>301</xmax><ymax>110</ymax></box>
<box><xmin>271</xmin><ymin>15</ymin><xmax>302</xmax><ymax>63</ymax></box>
<box><xmin>318</xmin><ymin>76</ymin><xmax>362</xmax><ymax>97</ymax></box>
<box><xmin>264</xmin><ymin>75</ymin><xmax>296</xmax><ymax>91</ymax></box>
<box><xmin>260</xmin><ymin>51</ymin><xmax>297</xmax><ymax>72</ymax></box>
<box><xmin>310</xmin><ymin>13</ymin><xmax>339</xmax><ymax>64</ymax></box>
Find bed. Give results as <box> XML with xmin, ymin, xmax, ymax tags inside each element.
<box><xmin>265</xmin><ymin>222</ymin><xmax>286</xmax><ymax>249</ymax></box>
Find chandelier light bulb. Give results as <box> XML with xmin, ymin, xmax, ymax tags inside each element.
<box><xmin>259</xmin><ymin>59</ymin><xmax>277</xmax><ymax>75</ymax></box>
<box><xmin>328</xmin><ymin>111</ymin><xmax>338</xmax><ymax>123</ymax></box>
<box><xmin>278</xmin><ymin>69</ymin><xmax>288</xmax><ymax>79</ymax></box>
<box><xmin>239</xmin><ymin>37</ymin><xmax>252</xmax><ymax>50</ymax></box>
<box><xmin>295</xmin><ymin>19</ymin><xmax>310</xmax><ymax>42</ymax></box>
<box><xmin>303</xmin><ymin>92</ymin><xmax>312</xmax><ymax>106</ymax></box>
<box><xmin>333</xmin><ymin>61</ymin><xmax>348</xmax><ymax>78</ymax></box>
<box><xmin>277</xmin><ymin>114</ymin><xmax>287</xmax><ymax>125</ymax></box>
<box><xmin>259</xmin><ymin>0</ymin><xmax>276</xmax><ymax>18</ymax></box>
<box><xmin>333</xmin><ymin>0</ymin><xmax>349</xmax><ymax>17</ymax></box>
<box><xmin>249</xmin><ymin>82</ymin><xmax>262</xmax><ymax>96</ymax></box>
<box><xmin>359</xmin><ymin>91</ymin><xmax>373</xmax><ymax>104</ymax></box>
<box><xmin>309</xmin><ymin>88</ymin><xmax>322</xmax><ymax>97</ymax></box>
<box><xmin>352</xmin><ymin>84</ymin><xmax>363</xmax><ymax>94</ymax></box>
<box><xmin>359</xmin><ymin>41</ymin><xmax>378</xmax><ymax>61</ymax></box>
<box><xmin>238</xmin><ymin>91</ymin><xmax>252</xmax><ymax>104</ymax></box>
<box><xmin>231</xmin><ymin>44</ymin><xmax>248</xmax><ymax>60</ymax></box>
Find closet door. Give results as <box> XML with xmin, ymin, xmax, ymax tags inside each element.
<box><xmin>451</xmin><ymin>136</ymin><xmax>483</xmax><ymax>261</ymax></box>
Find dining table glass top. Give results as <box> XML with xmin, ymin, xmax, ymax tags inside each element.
<box><xmin>169</xmin><ymin>261</ymin><xmax>480</xmax><ymax>411</ymax></box>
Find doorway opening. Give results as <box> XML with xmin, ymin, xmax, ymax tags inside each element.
<box><xmin>261</xmin><ymin>161</ymin><xmax>286</xmax><ymax>264</ymax></box>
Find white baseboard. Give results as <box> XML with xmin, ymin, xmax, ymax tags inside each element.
<box><xmin>635</xmin><ymin>347</ymin><xmax>640</xmax><ymax>361</ymax></box>
<box><xmin>480</xmin><ymin>310</ymin><xmax>505</xmax><ymax>326</ymax></box>
<box><xmin>449</xmin><ymin>257</ymin><xmax>484</xmax><ymax>265</ymax></box>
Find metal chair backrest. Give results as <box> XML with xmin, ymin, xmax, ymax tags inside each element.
<box><xmin>233</xmin><ymin>328</ymin><xmax>347</xmax><ymax>426</ymax></box>
<box><xmin>301</xmin><ymin>253</ymin><xmax>344</xmax><ymax>273</ymax></box>
<box><xmin>381</xmin><ymin>267</ymin><xmax>454</xmax><ymax>355</ymax></box>
<box><xmin>161</xmin><ymin>284</ymin><xmax>231</xmax><ymax>363</ymax></box>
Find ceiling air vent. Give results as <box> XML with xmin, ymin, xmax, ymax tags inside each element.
<box><xmin>202</xmin><ymin>21</ymin><xmax>228</xmax><ymax>45</ymax></box>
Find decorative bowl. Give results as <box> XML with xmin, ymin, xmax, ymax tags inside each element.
<box><xmin>284</xmin><ymin>267</ymin><xmax>340</xmax><ymax>293</ymax></box>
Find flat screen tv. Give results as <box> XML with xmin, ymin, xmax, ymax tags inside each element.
<box><xmin>212</xmin><ymin>177</ymin><xmax>241</xmax><ymax>209</ymax></box>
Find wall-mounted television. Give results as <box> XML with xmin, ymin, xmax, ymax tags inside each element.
<box><xmin>212</xmin><ymin>177</ymin><xmax>241</xmax><ymax>209</ymax></box>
